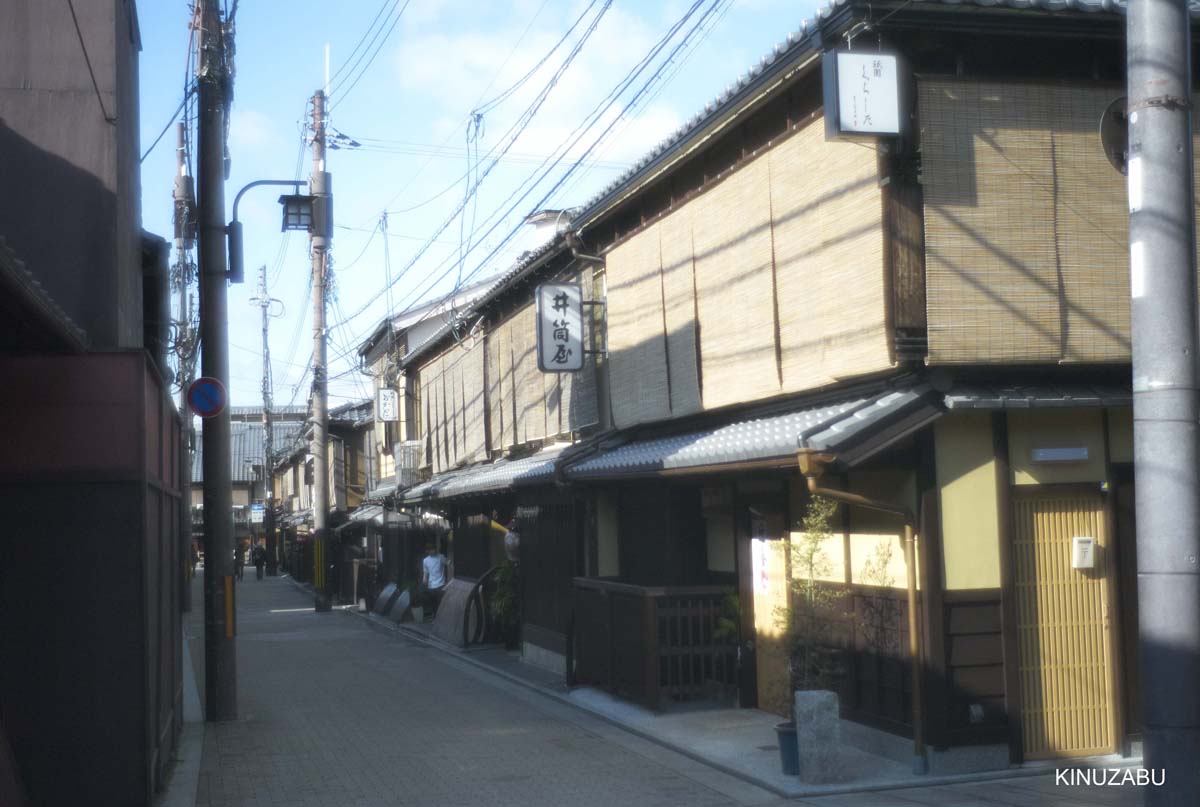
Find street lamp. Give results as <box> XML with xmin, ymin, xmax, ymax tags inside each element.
<box><xmin>226</xmin><ymin>179</ymin><xmax>315</xmax><ymax>284</ymax></box>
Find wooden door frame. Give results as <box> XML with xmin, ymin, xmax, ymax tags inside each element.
<box><xmin>1001</xmin><ymin>470</ymin><xmax>1123</xmax><ymax>761</ymax></box>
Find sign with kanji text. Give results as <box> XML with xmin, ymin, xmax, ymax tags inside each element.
<box><xmin>377</xmin><ymin>388</ymin><xmax>399</xmax><ymax>422</ymax></box>
<box><xmin>822</xmin><ymin>51</ymin><xmax>901</xmax><ymax>139</ymax></box>
<box><xmin>535</xmin><ymin>283</ymin><xmax>584</xmax><ymax>372</ymax></box>
<box><xmin>250</xmin><ymin>503</ymin><xmax>265</xmax><ymax>524</ymax></box>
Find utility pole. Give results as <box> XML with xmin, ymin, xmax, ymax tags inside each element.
<box><xmin>173</xmin><ymin>121</ymin><xmax>197</xmax><ymax>613</ymax></box>
<box><xmin>251</xmin><ymin>265</ymin><xmax>280</xmax><ymax>575</ymax></box>
<box><xmin>1127</xmin><ymin>1</ymin><xmax>1200</xmax><ymax>802</ymax></box>
<box><xmin>195</xmin><ymin>0</ymin><xmax>237</xmax><ymax>720</ymax></box>
<box><xmin>309</xmin><ymin>89</ymin><xmax>333</xmax><ymax>611</ymax></box>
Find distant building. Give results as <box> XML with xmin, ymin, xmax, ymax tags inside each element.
<box><xmin>190</xmin><ymin>407</ymin><xmax>307</xmax><ymax>545</ymax></box>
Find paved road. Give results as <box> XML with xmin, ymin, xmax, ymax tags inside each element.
<box><xmin>186</xmin><ymin>576</ymin><xmax>1144</xmax><ymax>807</ymax></box>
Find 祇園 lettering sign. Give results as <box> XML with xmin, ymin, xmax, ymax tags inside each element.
<box><xmin>822</xmin><ymin>51</ymin><xmax>901</xmax><ymax>139</ymax></box>
<box><xmin>535</xmin><ymin>283</ymin><xmax>584</xmax><ymax>372</ymax></box>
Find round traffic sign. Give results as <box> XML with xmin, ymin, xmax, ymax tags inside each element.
<box><xmin>187</xmin><ymin>377</ymin><xmax>227</xmax><ymax>418</ymax></box>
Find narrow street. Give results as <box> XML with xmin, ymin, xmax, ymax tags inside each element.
<box><xmin>186</xmin><ymin>575</ymin><xmax>778</xmax><ymax>807</ymax></box>
<box><xmin>184</xmin><ymin>576</ymin><xmax>1142</xmax><ymax>807</ymax></box>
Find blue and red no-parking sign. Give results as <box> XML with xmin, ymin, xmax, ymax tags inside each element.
<box><xmin>187</xmin><ymin>377</ymin><xmax>227</xmax><ymax>418</ymax></box>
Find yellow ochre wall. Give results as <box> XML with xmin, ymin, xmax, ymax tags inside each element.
<box><xmin>1108</xmin><ymin>408</ymin><xmax>1133</xmax><ymax>464</ymax></box>
<box><xmin>935</xmin><ymin>413</ymin><xmax>1002</xmax><ymax>591</ymax></box>
<box><xmin>1007</xmin><ymin>409</ymin><xmax>1107</xmax><ymax>486</ymax></box>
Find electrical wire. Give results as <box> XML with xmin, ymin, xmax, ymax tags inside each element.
<box><xmin>332</xmin><ymin>0</ymin><xmax>614</xmax><ymax>328</ymax></box>
<box><xmin>350</xmin><ymin>0</ymin><xmax>593</xmax><ymax>228</ymax></box>
<box><xmin>141</xmin><ymin>86</ymin><xmax>193</xmax><ymax>163</ymax></box>
<box><xmin>328</xmin><ymin>0</ymin><xmax>394</xmax><ymax>86</ymax></box>
<box><xmin>328</xmin><ymin>0</ymin><xmax>413</xmax><ymax>113</ymax></box>
<box><xmin>67</xmin><ymin>0</ymin><xmax>114</xmax><ymax>123</ymax></box>
<box><xmin>336</xmin><ymin>0</ymin><xmax>724</xmax><ymax>354</ymax></box>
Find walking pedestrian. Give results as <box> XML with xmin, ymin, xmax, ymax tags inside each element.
<box><xmin>253</xmin><ymin>541</ymin><xmax>266</xmax><ymax>581</ymax></box>
<box><xmin>234</xmin><ymin>540</ymin><xmax>245</xmax><ymax>582</ymax></box>
<box><xmin>421</xmin><ymin>543</ymin><xmax>450</xmax><ymax>618</ymax></box>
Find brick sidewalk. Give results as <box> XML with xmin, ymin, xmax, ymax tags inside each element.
<box><xmin>187</xmin><ymin>576</ymin><xmax>1145</xmax><ymax>807</ymax></box>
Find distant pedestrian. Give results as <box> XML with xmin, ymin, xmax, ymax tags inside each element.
<box><xmin>253</xmin><ymin>541</ymin><xmax>266</xmax><ymax>581</ymax></box>
<box><xmin>235</xmin><ymin>541</ymin><xmax>246</xmax><ymax>582</ymax></box>
<box><xmin>421</xmin><ymin>543</ymin><xmax>450</xmax><ymax>617</ymax></box>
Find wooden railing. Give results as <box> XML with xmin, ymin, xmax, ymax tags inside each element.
<box><xmin>572</xmin><ymin>578</ymin><xmax>737</xmax><ymax>711</ymax></box>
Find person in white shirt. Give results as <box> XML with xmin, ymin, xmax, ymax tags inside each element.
<box><xmin>421</xmin><ymin>543</ymin><xmax>450</xmax><ymax>614</ymax></box>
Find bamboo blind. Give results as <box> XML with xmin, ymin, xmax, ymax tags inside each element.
<box><xmin>1052</xmin><ymin>88</ymin><xmax>1132</xmax><ymax>361</ymax></box>
<box><xmin>485</xmin><ymin>325</ymin><xmax>505</xmax><ymax>453</ymax></box>
<box><xmin>561</xmin><ymin>265</ymin><xmax>600</xmax><ymax>432</ymax></box>
<box><xmin>511</xmin><ymin>304</ymin><xmax>545</xmax><ymax>444</ymax></box>
<box><xmin>605</xmin><ymin>226</ymin><xmax>672</xmax><ymax>428</ymax></box>
<box><xmin>692</xmin><ymin>157</ymin><xmax>781</xmax><ymax>408</ymax></box>
<box><xmin>420</xmin><ymin>373</ymin><xmax>433</xmax><ymax>470</ymax></box>
<box><xmin>460</xmin><ymin>339</ymin><xmax>487</xmax><ymax>464</ymax></box>
<box><xmin>918</xmin><ymin>79</ymin><xmax>1198</xmax><ymax>363</ymax></box>
<box><xmin>1012</xmin><ymin>494</ymin><xmax>1114</xmax><ymax>759</ymax></box>
<box><xmin>770</xmin><ymin>119</ymin><xmax>891</xmax><ymax>391</ymax></box>
<box><xmin>659</xmin><ymin>202</ymin><xmax>702</xmax><ymax>416</ymax></box>
<box><xmin>417</xmin><ymin>338</ymin><xmax>489</xmax><ymax>470</ymax></box>
<box><xmin>600</xmin><ymin>117</ymin><xmax>890</xmax><ymax>428</ymax></box>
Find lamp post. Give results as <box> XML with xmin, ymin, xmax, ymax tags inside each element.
<box><xmin>225</xmin><ymin>180</ymin><xmax>318</xmax><ymax>580</ymax></box>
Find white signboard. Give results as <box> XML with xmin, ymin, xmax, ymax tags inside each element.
<box><xmin>250</xmin><ymin>503</ymin><xmax>265</xmax><ymax>524</ymax></box>
<box><xmin>824</xmin><ymin>52</ymin><xmax>901</xmax><ymax>138</ymax></box>
<box><xmin>1072</xmin><ymin>536</ymin><xmax>1096</xmax><ymax>570</ymax></box>
<box><xmin>535</xmin><ymin>283</ymin><xmax>584</xmax><ymax>372</ymax></box>
<box><xmin>377</xmin><ymin>388</ymin><xmax>399</xmax><ymax>422</ymax></box>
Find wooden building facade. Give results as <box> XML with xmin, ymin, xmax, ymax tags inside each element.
<box><xmin>353</xmin><ymin>0</ymin><xmax>1197</xmax><ymax>770</ymax></box>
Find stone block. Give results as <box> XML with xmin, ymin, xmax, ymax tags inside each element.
<box><xmin>794</xmin><ymin>690</ymin><xmax>840</xmax><ymax>783</ymax></box>
<box><xmin>372</xmin><ymin>583</ymin><xmax>399</xmax><ymax>615</ymax></box>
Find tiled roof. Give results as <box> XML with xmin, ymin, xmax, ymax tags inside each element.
<box><xmin>401</xmin><ymin>444</ymin><xmax>571</xmax><ymax>503</ymax></box>
<box><xmin>567</xmin><ymin>388</ymin><xmax>934</xmax><ymax>478</ymax></box>
<box><xmin>0</xmin><ymin>237</ymin><xmax>88</xmax><ymax>351</ymax></box>
<box><xmin>943</xmin><ymin>384</ymin><xmax>1131</xmax><ymax>409</ymax></box>
<box><xmin>572</xmin><ymin>0</ymin><xmax>1181</xmax><ymax>231</ymax></box>
<box><xmin>192</xmin><ymin>420</ymin><xmax>307</xmax><ymax>483</ymax></box>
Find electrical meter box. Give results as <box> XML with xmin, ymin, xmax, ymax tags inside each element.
<box><xmin>1072</xmin><ymin>536</ymin><xmax>1096</xmax><ymax>570</ymax></box>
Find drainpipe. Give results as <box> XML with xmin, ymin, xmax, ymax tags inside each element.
<box><xmin>796</xmin><ymin>448</ymin><xmax>928</xmax><ymax>775</ymax></box>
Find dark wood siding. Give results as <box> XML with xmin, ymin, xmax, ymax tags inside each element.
<box><xmin>517</xmin><ymin>492</ymin><xmax>580</xmax><ymax>650</ymax></box>
<box><xmin>941</xmin><ymin>590</ymin><xmax>1008</xmax><ymax>744</ymax></box>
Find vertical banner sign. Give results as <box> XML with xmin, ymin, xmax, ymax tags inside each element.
<box><xmin>535</xmin><ymin>283</ymin><xmax>584</xmax><ymax>372</ymax></box>
<box><xmin>377</xmin><ymin>388</ymin><xmax>399</xmax><ymax>422</ymax></box>
<box><xmin>823</xmin><ymin>51</ymin><xmax>901</xmax><ymax>139</ymax></box>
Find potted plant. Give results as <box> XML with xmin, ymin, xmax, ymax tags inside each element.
<box><xmin>776</xmin><ymin>495</ymin><xmax>845</xmax><ymax>781</ymax></box>
<box><xmin>490</xmin><ymin>559</ymin><xmax>521</xmax><ymax>650</ymax></box>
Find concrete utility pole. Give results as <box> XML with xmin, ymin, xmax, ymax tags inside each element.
<box><xmin>195</xmin><ymin>0</ymin><xmax>237</xmax><ymax>720</ymax></box>
<box><xmin>310</xmin><ymin>89</ymin><xmax>333</xmax><ymax>611</ymax></box>
<box><xmin>1127</xmin><ymin>2</ymin><xmax>1200</xmax><ymax>802</ymax></box>
<box><xmin>251</xmin><ymin>265</ymin><xmax>280</xmax><ymax>575</ymax></box>
<box><xmin>173</xmin><ymin>121</ymin><xmax>196</xmax><ymax>614</ymax></box>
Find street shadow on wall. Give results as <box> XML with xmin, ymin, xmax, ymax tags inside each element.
<box><xmin>0</xmin><ymin>118</ymin><xmax>117</xmax><ymax>344</ymax></box>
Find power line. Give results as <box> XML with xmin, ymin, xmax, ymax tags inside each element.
<box><xmin>66</xmin><ymin>0</ymin><xmax>115</xmax><ymax>123</ymax></box>
<box><xmin>328</xmin><ymin>0</ymin><xmax>412</xmax><ymax>113</ymax></box>
<box><xmin>142</xmin><ymin>86</ymin><xmax>194</xmax><ymax>163</ymax></box>
<box><xmin>328</xmin><ymin>0</ymin><xmax>393</xmax><ymax>86</ymax></box>
<box><xmin>332</xmin><ymin>0</ymin><xmax>614</xmax><ymax>329</ymax></box>
<box><xmin>337</xmin><ymin>0</ymin><xmax>723</xmax><ymax>353</ymax></box>
<box><xmin>349</xmin><ymin>0</ymin><xmax>598</xmax><ymax>228</ymax></box>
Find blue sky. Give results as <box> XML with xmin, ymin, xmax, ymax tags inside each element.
<box><xmin>137</xmin><ymin>0</ymin><xmax>821</xmax><ymax>408</ymax></box>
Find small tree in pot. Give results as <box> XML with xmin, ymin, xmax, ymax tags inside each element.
<box><xmin>775</xmin><ymin>495</ymin><xmax>846</xmax><ymax>781</ymax></box>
